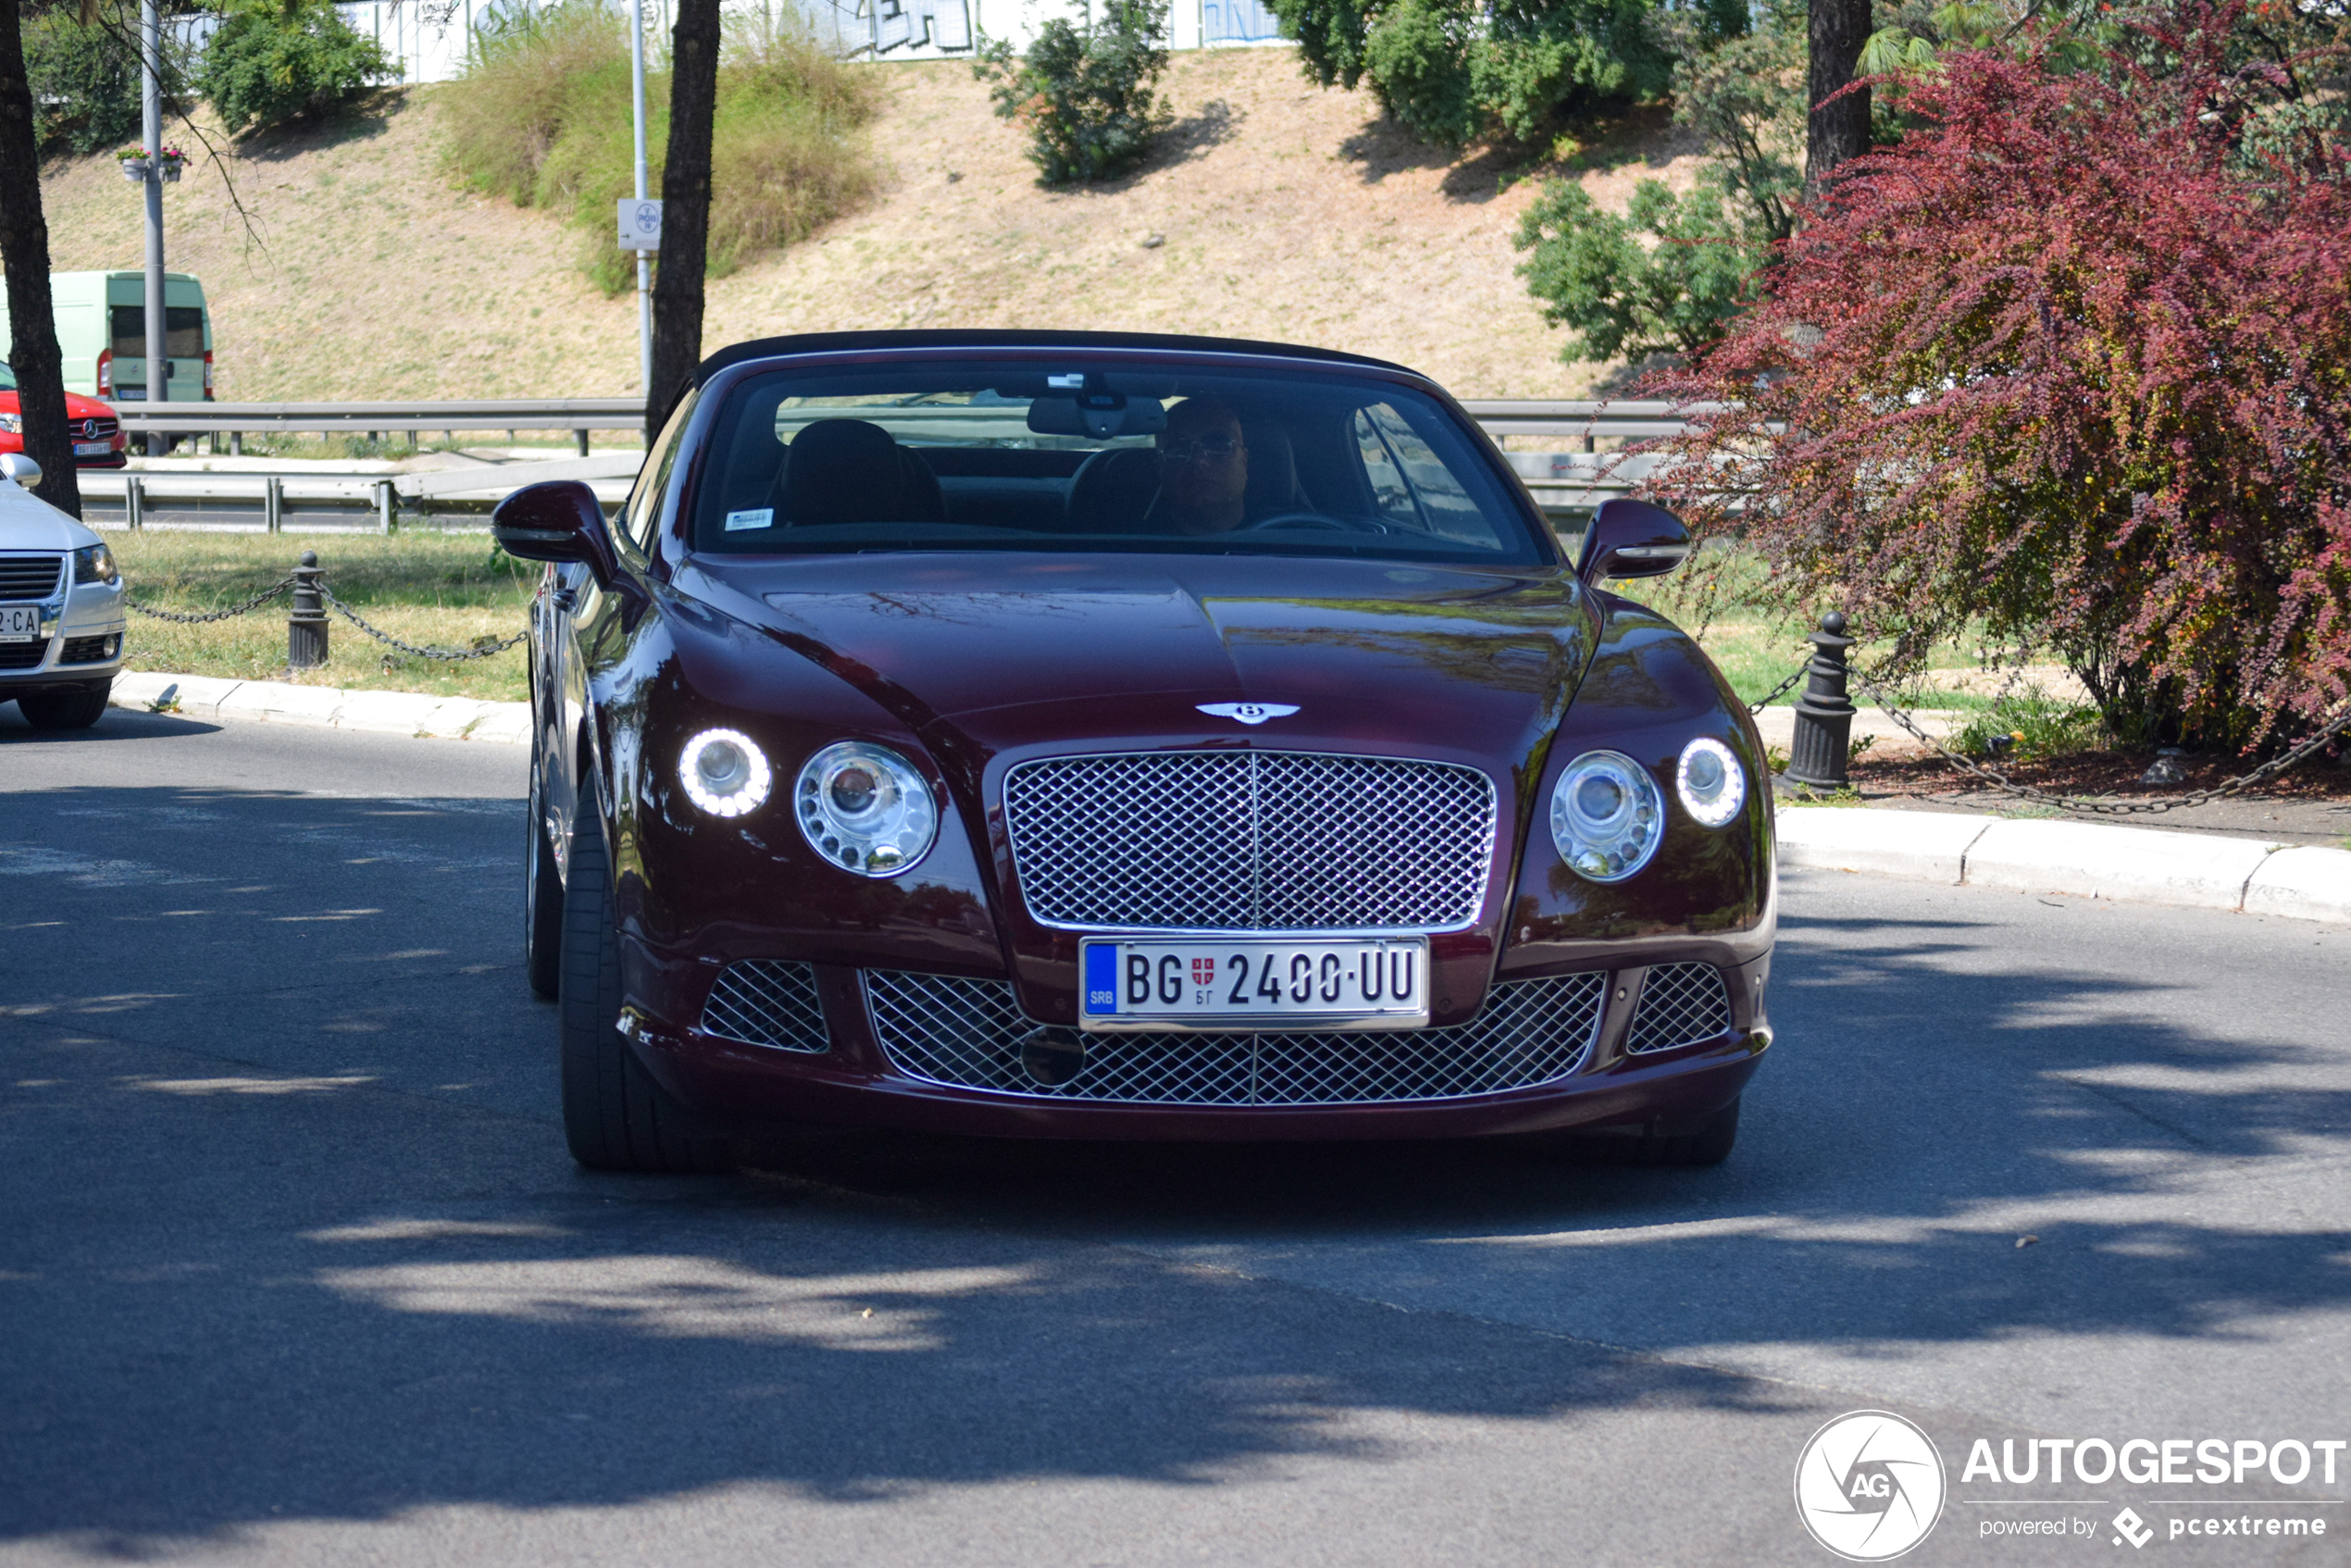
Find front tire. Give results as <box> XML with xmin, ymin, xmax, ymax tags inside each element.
<box><xmin>558</xmin><ymin>798</ymin><xmax>728</xmax><ymax>1173</ymax></box>
<box><xmin>523</xmin><ymin>753</ymin><xmax>563</xmax><ymax>1001</ymax></box>
<box><xmin>17</xmin><ymin>682</ymin><xmax>111</xmax><ymax>730</ymax></box>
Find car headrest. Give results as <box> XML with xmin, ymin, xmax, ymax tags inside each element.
<box><xmin>1241</xmin><ymin>419</ymin><xmax>1308</xmax><ymax>516</ymax></box>
<box><xmin>781</xmin><ymin>418</ymin><xmax>942</xmax><ymax>527</ymax></box>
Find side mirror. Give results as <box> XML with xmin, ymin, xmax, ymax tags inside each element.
<box><xmin>1577</xmin><ymin>497</ymin><xmax>1691</xmax><ymax>586</ymax></box>
<box><xmin>0</xmin><ymin>454</ymin><xmax>44</xmax><ymax>490</ymax></box>
<box><xmin>492</xmin><ymin>479</ymin><xmax>620</xmax><ymax>588</ymax></box>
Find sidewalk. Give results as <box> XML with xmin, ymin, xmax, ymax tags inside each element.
<box><xmin>107</xmin><ymin>669</ymin><xmax>529</xmax><ymax>744</ymax></box>
<box><xmin>99</xmin><ymin>668</ymin><xmax>2351</xmax><ymax>927</ymax></box>
<box><xmin>1777</xmin><ymin>803</ymin><xmax>2351</xmax><ymax>925</ymax></box>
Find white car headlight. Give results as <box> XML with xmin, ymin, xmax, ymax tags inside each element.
<box><xmin>1675</xmin><ymin>737</ymin><xmax>1747</xmax><ymax>828</ymax></box>
<box><xmin>794</xmin><ymin>740</ymin><xmax>937</xmax><ymax>877</ymax></box>
<box><xmin>1550</xmin><ymin>749</ymin><xmax>1665</xmax><ymax>883</ymax></box>
<box><xmin>678</xmin><ymin>728</ymin><xmax>772</xmax><ymax>818</ymax></box>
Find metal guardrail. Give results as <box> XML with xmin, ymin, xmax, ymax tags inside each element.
<box><xmin>93</xmin><ymin>397</ymin><xmax>1706</xmax><ymax>519</ymax></box>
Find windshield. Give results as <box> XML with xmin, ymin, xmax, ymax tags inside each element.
<box><xmin>0</xmin><ymin>362</ymin><xmax>15</xmax><ymax>392</ymax></box>
<box><xmin>688</xmin><ymin>357</ymin><xmax>1548</xmax><ymax>565</ymax></box>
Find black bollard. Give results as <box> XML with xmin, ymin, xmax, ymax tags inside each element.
<box><xmin>289</xmin><ymin>551</ymin><xmax>330</xmax><ymax>669</ymax></box>
<box><xmin>1784</xmin><ymin>611</ymin><xmax>1856</xmax><ymax>789</ymax></box>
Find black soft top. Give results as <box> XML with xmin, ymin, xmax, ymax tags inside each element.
<box><xmin>694</xmin><ymin>329</ymin><xmax>1413</xmax><ymax>388</ymax></box>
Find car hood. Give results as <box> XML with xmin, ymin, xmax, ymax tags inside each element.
<box><xmin>681</xmin><ymin>552</ymin><xmax>1596</xmax><ymax>774</ymax></box>
<box><xmin>0</xmin><ymin>391</ymin><xmax>117</xmax><ymax>420</ymax></box>
<box><xmin>0</xmin><ymin>479</ymin><xmax>101</xmax><ymax>550</ymax></box>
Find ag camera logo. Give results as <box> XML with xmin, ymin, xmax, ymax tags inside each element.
<box><xmin>1795</xmin><ymin>1411</ymin><xmax>1947</xmax><ymax>1561</ymax></box>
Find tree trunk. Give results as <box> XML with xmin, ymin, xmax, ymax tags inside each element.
<box><xmin>1804</xmin><ymin>0</ymin><xmax>1872</xmax><ymax>201</ymax></box>
<box><xmin>648</xmin><ymin>0</ymin><xmax>720</xmax><ymax>446</ymax></box>
<box><xmin>0</xmin><ymin>0</ymin><xmax>85</xmax><ymax>519</ymax></box>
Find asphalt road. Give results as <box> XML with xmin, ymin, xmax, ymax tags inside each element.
<box><xmin>4</xmin><ymin>709</ymin><xmax>2346</xmax><ymax>1566</ymax></box>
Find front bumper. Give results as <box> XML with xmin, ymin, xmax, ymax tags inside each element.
<box><xmin>617</xmin><ymin>940</ymin><xmax>1772</xmax><ymax>1142</ymax></box>
<box><xmin>0</xmin><ymin>576</ymin><xmax>128</xmax><ymax>693</ymax></box>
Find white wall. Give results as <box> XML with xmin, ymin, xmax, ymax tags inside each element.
<box><xmin>211</xmin><ymin>0</ymin><xmax>1289</xmax><ymax>87</ymax></box>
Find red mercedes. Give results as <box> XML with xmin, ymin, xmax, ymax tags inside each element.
<box><xmin>0</xmin><ymin>361</ymin><xmax>128</xmax><ymax>468</ymax></box>
<box><xmin>493</xmin><ymin>331</ymin><xmax>1775</xmax><ymax>1174</ymax></box>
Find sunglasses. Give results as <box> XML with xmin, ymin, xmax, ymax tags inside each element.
<box><xmin>1159</xmin><ymin>433</ymin><xmax>1241</xmax><ymax>465</ymax></box>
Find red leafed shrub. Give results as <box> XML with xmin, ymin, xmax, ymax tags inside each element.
<box><xmin>1647</xmin><ymin>2</ymin><xmax>2351</xmax><ymax>747</ymax></box>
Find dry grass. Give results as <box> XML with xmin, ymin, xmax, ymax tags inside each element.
<box><xmin>111</xmin><ymin>529</ymin><xmax>534</xmax><ymax>702</ymax></box>
<box><xmin>34</xmin><ymin>48</ymin><xmax>1710</xmax><ymax>400</ymax></box>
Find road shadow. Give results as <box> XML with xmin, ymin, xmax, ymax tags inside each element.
<box><xmin>3</xmin><ymin>792</ymin><xmax>2346</xmax><ymax>1548</ymax></box>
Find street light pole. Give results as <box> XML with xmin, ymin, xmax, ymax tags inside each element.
<box><xmin>140</xmin><ymin>0</ymin><xmax>167</xmax><ymax>454</ymax></box>
<box><xmin>630</xmin><ymin>0</ymin><xmax>652</xmax><ymax>406</ymax></box>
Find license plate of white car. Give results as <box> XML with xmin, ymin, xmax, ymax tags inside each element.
<box><xmin>72</xmin><ymin>442</ymin><xmax>110</xmax><ymax>457</ymax></box>
<box><xmin>0</xmin><ymin>605</ymin><xmax>42</xmax><ymax>641</ymax></box>
<box><xmin>1078</xmin><ymin>938</ymin><xmax>1429</xmax><ymax>1030</ymax></box>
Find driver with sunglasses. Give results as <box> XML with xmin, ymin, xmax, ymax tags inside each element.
<box><xmin>1153</xmin><ymin>396</ymin><xmax>1250</xmax><ymax>535</ymax></box>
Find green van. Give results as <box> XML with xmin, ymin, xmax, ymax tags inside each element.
<box><xmin>0</xmin><ymin>271</ymin><xmax>214</xmax><ymax>404</ymax></box>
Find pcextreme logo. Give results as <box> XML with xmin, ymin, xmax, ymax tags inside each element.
<box><xmin>1795</xmin><ymin>1411</ymin><xmax>1949</xmax><ymax>1561</ymax></box>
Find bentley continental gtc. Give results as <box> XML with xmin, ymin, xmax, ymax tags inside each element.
<box><xmin>493</xmin><ymin>330</ymin><xmax>1775</xmax><ymax>1173</ymax></box>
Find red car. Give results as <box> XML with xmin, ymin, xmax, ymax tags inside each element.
<box><xmin>494</xmin><ymin>330</ymin><xmax>1774</xmax><ymax>1174</ymax></box>
<box><xmin>0</xmin><ymin>361</ymin><xmax>129</xmax><ymax>468</ymax></box>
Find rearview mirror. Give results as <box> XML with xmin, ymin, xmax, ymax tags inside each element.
<box><xmin>1026</xmin><ymin>393</ymin><xmax>1166</xmax><ymax>441</ymax></box>
<box><xmin>491</xmin><ymin>480</ymin><xmax>621</xmax><ymax>588</ymax></box>
<box><xmin>0</xmin><ymin>454</ymin><xmax>43</xmax><ymax>490</ymax></box>
<box><xmin>1577</xmin><ymin>497</ymin><xmax>1691</xmax><ymax>586</ymax></box>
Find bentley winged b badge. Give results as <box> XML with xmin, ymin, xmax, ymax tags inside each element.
<box><xmin>1197</xmin><ymin>703</ymin><xmax>1300</xmax><ymax>726</ymax></box>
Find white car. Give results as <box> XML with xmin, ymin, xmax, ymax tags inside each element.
<box><xmin>0</xmin><ymin>454</ymin><xmax>127</xmax><ymax>729</ymax></box>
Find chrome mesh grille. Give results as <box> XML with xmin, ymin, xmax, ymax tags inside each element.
<box><xmin>1624</xmin><ymin>962</ymin><xmax>1735</xmax><ymax>1054</ymax></box>
<box><xmin>1003</xmin><ymin>751</ymin><xmax>1496</xmax><ymax>931</ymax></box>
<box><xmin>700</xmin><ymin>960</ymin><xmax>827</xmax><ymax>1053</ymax></box>
<box><xmin>863</xmin><ymin>969</ymin><xmax>1604</xmax><ymax>1105</ymax></box>
<box><xmin>0</xmin><ymin>554</ymin><xmax>63</xmax><ymax>599</ymax></box>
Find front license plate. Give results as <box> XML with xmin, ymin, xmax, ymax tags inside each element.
<box><xmin>72</xmin><ymin>442</ymin><xmax>111</xmax><ymax>456</ymax></box>
<box><xmin>1079</xmin><ymin>938</ymin><xmax>1429</xmax><ymax>1031</ymax></box>
<box><xmin>0</xmin><ymin>604</ymin><xmax>43</xmax><ymax>642</ymax></box>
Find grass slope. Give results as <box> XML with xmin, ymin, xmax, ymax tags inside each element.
<box><xmin>37</xmin><ymin>49</ymin><xmax>1706</xmax><ymax>399</ymax></box>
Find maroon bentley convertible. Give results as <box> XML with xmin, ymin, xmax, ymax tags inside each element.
<box><xmin>492</xmin><ymin>330</ymin><xmax>1774</xmax><ymax>1173</ymax></box>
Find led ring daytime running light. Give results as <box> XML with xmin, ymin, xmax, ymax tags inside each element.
<box><xmin>678</xmin><ymin>728</ymin><xmax>773</xmax><ymax>818</ymax></box>
<box><xmin>1675</xmin><ymin>737</ymin><xmax>1747</xmax><ymax>828</ymax></box>
<box><xmin>794</xmin><ymin>740</ymin><xmax>938</xmax><ymax>878</ymax></box>
<box><xmin>1550</xmin><ymin>749</ymin><xmax>1666</xmax><ymax>884</ymax></box>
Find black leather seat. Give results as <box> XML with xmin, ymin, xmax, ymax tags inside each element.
<box><xmin>1240</xmin><ymin>419</ymin><xmax>1312</xmax><ymax>517</ymax></box>
<box><xmin>778</xmin><ymin>418</ymin><xmax>946</xmax><ymax>527</ymax></box>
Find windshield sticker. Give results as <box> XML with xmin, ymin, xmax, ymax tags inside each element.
<box><xmin>724</xmin><ymin>508</ymin><xmax>774</xmax><ymax>532</ymax></box>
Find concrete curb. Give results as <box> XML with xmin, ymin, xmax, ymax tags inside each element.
<box><xmin>1777</xmin><ymin>805</ymin><xmax>2351</xmax><ymax>926</ymax></box>
<box><xmin>107</xmin><ymin>669</ymin><xmax>530</xmax><ymax>745</ymax></box>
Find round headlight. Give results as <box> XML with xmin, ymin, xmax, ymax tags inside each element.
<box><xmin>795</xmin><ymin>741</ymin><xmax>938</xmax><ymax>877</ymax></box>
<box><xmin>1550</xmin><ymin>750</ymin><xmax>1665</xmax><ymax>883</ymax></box>
<box><xmin>679</xmin><ymin>729</ymin><xmax>773</xmax><ymax>817</ymax></box>
<box><xmin>1675</xmin><ymin>737</ymin><xmax>1747</xmax><ymax>828</ymax></box>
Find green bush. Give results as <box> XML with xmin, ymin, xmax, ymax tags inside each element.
<box><xmin>1513</xmin><ymin>177</ymin><xmax>1769</xmax><ymax>364</ymax></box>
<box><xmin>975</xmin><ymin>0</ymin><xmax>1170</xmax><ymax>185</ymax></box>
<box><xmin>1263</xmin><ymin>0</ymin><xmax>1669</xmax><ymax>151</ymax></box>
<box><xmin>1954</xmin><ymin>691</ymin><xmax>2108</xmax><ymax>761</ymax></box>
<box><xmin>440</xmin><ymin>4</ymin><xmax>878</xmax><ymax>293</ymax></box>
<box><xmin>1510</xmin><ymin>4</ymin><xmax>1800</xmax><ymax>367</ymax></box>
<box><xmin>22</xmin><ymin>3</ymin><xmax>186</xmax><ymax>155</ymax></box>
<box><xmin>196</xmin><ymin>0</ymin><xmax>394</xmax><ymax>135</ymax></box>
